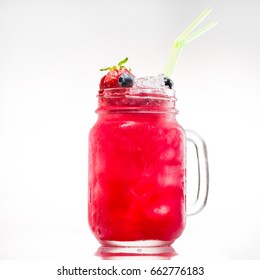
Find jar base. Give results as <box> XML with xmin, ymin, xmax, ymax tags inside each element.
<box><xmin>95</xmin><ymin>243</ymin><xmax>176</xmax><ymax>259</ymax></box>
<box><xmin>100</xmin><ymin>240</ymin><xmax>174</xmax><ymax>247</ymax></box>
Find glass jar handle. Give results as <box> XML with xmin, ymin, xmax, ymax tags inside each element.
<box><xmin>185</xmin><ymin>130</ymin><xmax>209</xmax><ymax>216</ymax></box>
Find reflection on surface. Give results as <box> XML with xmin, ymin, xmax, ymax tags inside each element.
<box><xmin>95</xmin><ymin>246</ymin><xmax>177</xmax><ymax>260</ymax></box>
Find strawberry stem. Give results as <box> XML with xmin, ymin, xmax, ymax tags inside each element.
<box><xmin>100</xmin><ymin>57</ymin><xmax>129</xmax><ymax>72</ymax></box>
<box><xmin>118</xmin><ymin>57</ymin><xmax>128</xmax><ymax>66</ymax></box>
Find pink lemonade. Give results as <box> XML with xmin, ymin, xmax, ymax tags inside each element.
<box><xmin>88</xmin><ymin>16</ymin><xmax>212</xmax><ymax>244</ymax></box>
<box><xmin>88</xmin><ymin>88</ymin><xmax>186</xmax><ymax>246</ymax></box>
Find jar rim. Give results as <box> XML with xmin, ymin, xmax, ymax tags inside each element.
<box><xmin>98</xmin><ymin>87</ymin><xmax>176</xmax><ymax>100</ymax></box>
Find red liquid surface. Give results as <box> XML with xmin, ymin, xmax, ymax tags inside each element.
<box><xmin>88</xmin><ymin>107</ymin><xmax>186</xmax><ymax>245</ymax></box>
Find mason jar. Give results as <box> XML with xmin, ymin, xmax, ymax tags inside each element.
<box><xmin>88</xmin><ymin>87</ymin><xmax>209</xmax><ymax>246</ymax></box>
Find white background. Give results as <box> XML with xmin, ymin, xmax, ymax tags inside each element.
<box><xmin>0</xmin><ymin>0</ymin><xmax>260</xmax><ymax>260</ymax></box>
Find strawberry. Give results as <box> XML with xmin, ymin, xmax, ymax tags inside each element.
<box><xmin>99</xmin><ymin>58</ymin><xmax>134</xmax><ymax>90</ymax></box>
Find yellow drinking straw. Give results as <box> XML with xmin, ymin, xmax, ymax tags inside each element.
<box><xmin>163</xmin><ymin>7</ymin><xmax>217</xmax><ymax>78</ymax></box>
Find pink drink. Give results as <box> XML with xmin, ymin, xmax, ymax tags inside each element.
<box><xmin>88</xmin><ymin>88</ymin><xmax>186</xmax><ymax>246</ymax></box>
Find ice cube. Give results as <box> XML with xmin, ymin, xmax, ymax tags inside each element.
<box><xmin>158</xmin><ymin>165</ymin><xmax>183</xmax><ymax>187</ymax></box>
<box><xmin>160</xmin><ymin>148</ymin><xmax>176</xmax><ymax>161</ymax></box>
<box><xmin>154</xmin><ymin>205</ymin><xmax>170</xmax><ymax>215</ymax></box>
<box><xmin>134</xmin><ymin>74</ymin><xmax>165</xmax><ymax>88</ymax></box>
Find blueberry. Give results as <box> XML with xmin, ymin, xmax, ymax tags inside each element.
<box><xmin>118</xmin><ymin>73</ymin><xmax>134</xmax><ymax>87</ymax></box>
<box><xmin>164</xmin><ymin>76</ymin><xmax>174</xmax><ymax>89</ymax></box>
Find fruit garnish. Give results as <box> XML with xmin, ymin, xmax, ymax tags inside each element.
<box><xmin>163</xmin><ymin>76</ymin><xmax>174</xmax><ymax>89</ymax></box>
<box><xmin>118</xmin><ymin>73</ymin><xmax>134</xmax><ymax>87</ymax></box>
<box><xmin>99</xmin><ymin>58</ymin><xmax>134</xmax><ymax>90</ymax></box>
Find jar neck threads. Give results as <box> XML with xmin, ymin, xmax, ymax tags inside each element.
<box><xmin>96</xmin><ymin>88</ymin><xmax>178</xmax><ymax>114</ymax></box>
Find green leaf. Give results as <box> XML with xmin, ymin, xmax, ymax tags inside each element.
<box><xmin>100</xmin><ymin>58</ymin><xmax>129</xmax><ymax>72</ymax></box>
<box><xmin>118</xmin><ymin>57</ymin><xmax>128</xmax><ymax>66</ymax></box>
<box><xmin>100</xmin><ymin>66</ymin><xmax>111</xmax><ymax>71</ymax></box>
